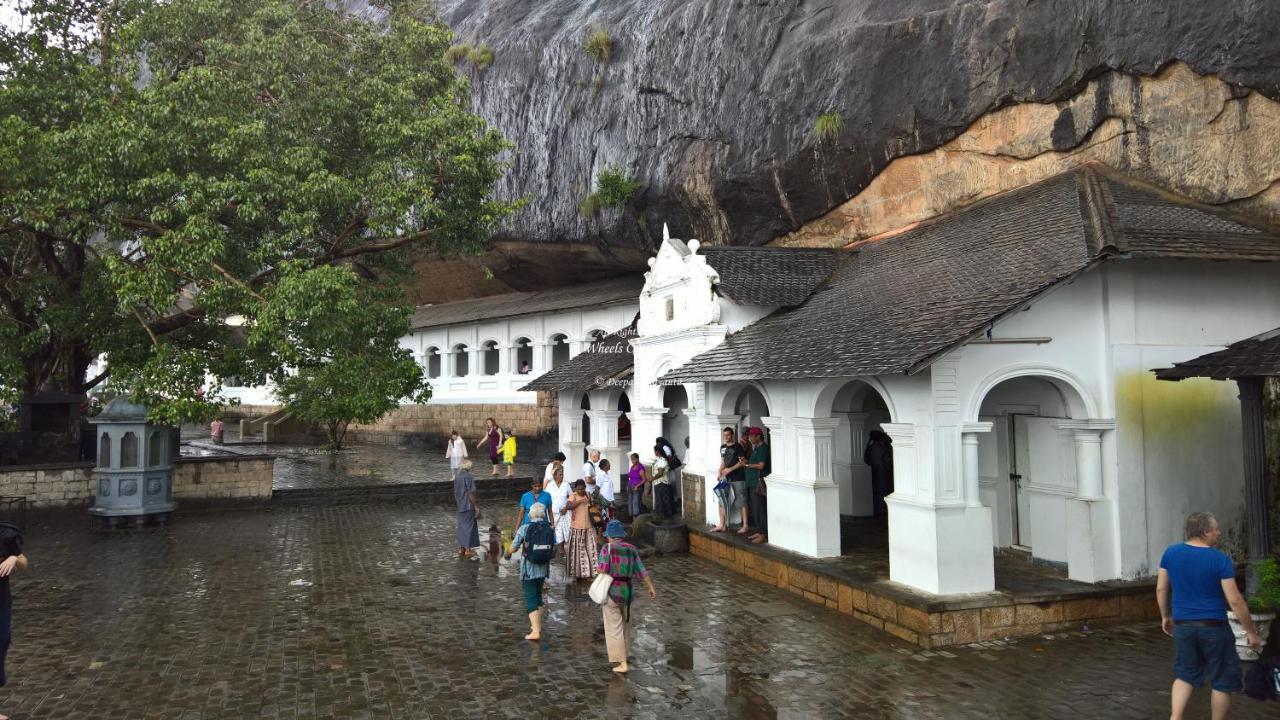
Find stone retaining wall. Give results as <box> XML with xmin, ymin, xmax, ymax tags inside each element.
<box><xmin>688</xmin><ymin>530</ymin><xmax>1159</xmax><ymax>649</ymax></box>
<box><xmin>348</xmin><ymin>392</ymin><xmax>558</xmax><ymax>438</ymax></box>
<box><xmin>0</xmin><ymin>456</ymin><xmax>274</xmax><ymax>509</ymax></box>
<box><xmin>172</xmin><ymin>457</ymin><xmax>274</xmax><ymax>503</ymax></box>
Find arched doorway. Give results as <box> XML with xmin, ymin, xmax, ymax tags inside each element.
<box><xmin>732</xmin><ymin>385</ymin><xmax>768</xmax><ymax>438</ymax></box>
<box><xmin>424</xmin><ymin>347</ymin><xmax>441</xmax><ymax>379</ymax></box>
<box><xmin>819</xmin><ymin>380</ymin><xmax>894</xmax><ymax>554</ymax></box>
<box><xmin>513</xmin><ymin>337</ymin><xmax>532</xmax><ymax>374</ymax></box>
<box><xmin>661</xmin><ymin>384</ymin><xmax>690</xmax><ymax>459</ymax></box>
<box><xmin>550</xmin><ymin>333</ymin><xmax>570</xmax><ymax>369</ymax></box>
<box><xmin>481</xmin><ymin>340</ymin><xmax>500</xmax><ymax>376</ymax></box>
<box><xmin>975</xmin><ymin>374</ymin><xmax>1088</xmax><ymax>563</ymax></box>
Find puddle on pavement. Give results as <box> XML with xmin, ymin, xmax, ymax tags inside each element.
<box><xmin>663</xmin><ymin>641</ymin><xmax>778</xmax><ymax>718</ymax></box>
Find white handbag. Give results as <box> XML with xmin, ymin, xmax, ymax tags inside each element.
<box><xmin>588</xmin><ymin>572</ymin><xmax>613</xmax><ymax>605</ymax></box>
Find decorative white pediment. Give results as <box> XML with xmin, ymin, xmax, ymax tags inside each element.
<box><xmin>639</xmin><ymin>230</ymin><xmax>721</xmax><ymax>337</ymax></box>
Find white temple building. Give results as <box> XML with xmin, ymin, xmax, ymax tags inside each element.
<box><xmin>529</xmin><ymin>165</ymin><xmax>1280</xmax><ymax>597</ymax></box>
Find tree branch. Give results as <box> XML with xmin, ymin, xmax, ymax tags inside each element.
<box><xmin>81</xmin><ymin>368</ymin><xmax>110</xmax><ymax>393</ymax></box>
<box><xmin>210</xmin><ymin>261</ymin><xmax>266</xmax><ymax>301</ymax></box>
<box><xmin>132</xmin><ymin>306</ymin><xmax>160</xmax><ymax>347</ymax></box>
<box><xmin>327</xmin><ymin>228</ymin><xmax>432</xmax><ymax>262</ymax></box>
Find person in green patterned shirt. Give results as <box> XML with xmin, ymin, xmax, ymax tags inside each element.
<box><xmin>597</xmin><ymin>520</ymin><xmax>657</xmax><ymax>674</ymax></box>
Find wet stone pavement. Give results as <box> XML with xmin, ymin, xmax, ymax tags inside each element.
<box><xmin>3</xmin><ymin>502</ymin><xmax>1273</xmax><ymax>719</ymax></box>
<box><xmin>265</xmin><ymin>444</ymin><xmax>543</xmax><ymax>491</ymax></box>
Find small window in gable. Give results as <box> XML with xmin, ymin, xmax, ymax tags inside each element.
<box><xmin>664</xmin><ymin>297</ymin><xmax>675</xmax><ymax>322</ymax></box>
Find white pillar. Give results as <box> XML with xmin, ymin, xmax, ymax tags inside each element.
<box><xmin>769</xmin><ymin>417</ymin><xmax>842</xmax><ymax>558</ymax></box>
<box><xmin>587</xmin><ymin>410</ymin><xmax>624</xmax><ymax>493</ymax></box>
<box><xmin>1058</xmin><ymin>421</ymin><xmax>1109</xmax><ymax>500</ymax></box>
<box><xmin>630</xmin><ymin>408</ymin><xmax>666</xmax><ymax>460</ymax></box>
<box><xmin>961</xmin><ymin>422</ymin><xmax>993</xmax><ymax>508</ymax></box>
<box><xmin>558</xmin><ymin>401</ymin><xmax>583</xmax><ymax>461</ymax></box>
<box><xmin>535</xmin><ymin>342</ymin><xmax>550</xmax><ymax>374</ymax></box>
<box><xmin>1058</xmin><ymin>419</ymin><xmax>1118</xmax><ymax>583</ymax></box>
<box><xmin>884</xmin><ymin>421</ymin><xmax>995</xmax><ymax>595</ymax></box>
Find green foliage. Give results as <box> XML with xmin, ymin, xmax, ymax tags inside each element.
<box><xmin>445</xmin><ymin>42</ymin><xmax>472</xmax><ymax>64</ymax></box>
<box><xmin>579</xmin><ymin>165</ymin><xmax>640</xmax><ymax>217</ymax></box>
<box><xmin>468</xmin><ymin>44</ymin><xmax>494</xmax><ymax>71</ymax></box>
<box><xmin>584</xmin><ymin>28</ymin><xmax>612</xmax><ymax>63</ymax></box>
<box><xmin>594</xmin><ymin>165</ymin><xmax>642</xmax><ymax>207</ymax></box>
<box><xmin>0</xmin><ymin>0</ymin><xmax>513</xmax><ymax>423</ymax></box>
<box><xmin>1248</xmin><ymin>556</ymin><xmax>1280</xmax><ymax>613</ymax></box>
<box><xmin>265</xmin><ymin>266</ymin><xmax>431</xmax><ymax>449</ymax></box>
<box><xmin>814</xmin><ymin>111</ymin><xmax>843</xmax><ymax>143</ymax></box>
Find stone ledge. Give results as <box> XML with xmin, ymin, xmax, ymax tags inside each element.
<box><xmin>688</xmin><ymin>527</ymin><xmax>1160</xmax><ymax>649</ymax></box>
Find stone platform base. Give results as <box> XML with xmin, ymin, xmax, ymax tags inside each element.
<box><xmin>689</xmin><ymin>527</ymin><xmax>1158</xmax><ymax>649</ymax></box>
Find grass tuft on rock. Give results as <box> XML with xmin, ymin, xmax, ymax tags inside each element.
<box><xmin>814</xmin><ymin>111</ymin><xmax>843</xmax><ymax>143</ymax></box>
<box><xmin>444</xmin><ymin>42</ymin><xmax>471</xmax><ymax>64</ymax></box>
<box><xmin>584</xmin><ymin>28</ymin><xmax>613</xmax><ymax>63</ymax></box>
<box><xmin>580</xmin><ymin>164</ymin><xmax>641</xmax><ymax>216</ymax></box>
<box><xmin>468</xmin><ymin>44</ymin><xmax>494</xmax><ymax>71</ymax></box>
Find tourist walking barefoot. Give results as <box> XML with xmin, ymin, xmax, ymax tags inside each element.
<box><xmin>445</xmin><ymin>430</ymin><xmax>467</xmax><ymax>478</ymax></box>
<box><xmin>626</xmin><ymin>453</ymin><xmax>649</xmax><ymax>518</ymax></box>
<box><xmin>500</xmin><ymin>428</ymin><xmax>517</xmax><ymax>478</ymax></box>
<box><xmin>510</xmin><ymin>503</ymin><xmax>556</xmax><ymax>640</ymax></box>
<box><xmin>453</xmin><ymin>460</ymin><xmax>480</xmax><ymax>558</ymax></box>
<box><xmin>564</xmin><ymin>480</ymin><xmax>599</xmax><ymax>580</ymax></box>
<box><xmin>546</xmin><ymin>464</ymin><xmax>572</xmax><ymax>549</ymax></box>
<box><xmin>0</xmin><ymin>521</ymin><xmax>27</xmax><ymax>720</ymax></box>
<box><xmin>478</xmin><ymin>418</ymin><xmax>503</xmax><ymax>477</ymax></box>
<box><xmin>598</xmin><ymin>520</ymin><xmax>656</xmax><ymax>674</ymax></box>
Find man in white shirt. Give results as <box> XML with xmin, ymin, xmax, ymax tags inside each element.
<box><xmin>582</xmin><ymin>450</ymin><xmax>600</xmax><ymax>483</ymax></box>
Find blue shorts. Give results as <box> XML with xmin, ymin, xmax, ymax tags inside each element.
<box><xmin>1173</xmin><ymin>622</ymin><xmax>1242</xmax><ymax>693</ymax></box>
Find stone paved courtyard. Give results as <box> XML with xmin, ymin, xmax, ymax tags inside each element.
<box><xmin>1</xmin><ymin>501</ymin><xmax>1273</xmax><ymax>719</ymax></box>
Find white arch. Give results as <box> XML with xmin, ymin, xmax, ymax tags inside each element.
<box><xmin>810</xmin><ymin>376</ymin><xmax>899</xmax><ymax>422</ymax></box>
<box><xmin>547</xmin><ymin>330</ymin><xmax>571</xmax><ymax>343</ymax></box>
<box><xmin>965</xmin><ymin>362</ymin><xmax>1099</xmax><ymax>421</ymax></box>
<box><xmin>716</xmin><ymin>381</ymin><xmax>773</xmax><ymax>417</ymax></box>
<box><xmin>478</xmin><ymin>337</ymin><xmax>501</xmax><ymax>350</ymax></box>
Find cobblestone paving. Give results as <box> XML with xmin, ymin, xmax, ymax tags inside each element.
<box><xmin>2</xmin><ymin>503</ymin><xmax>1272</xmax><ymax>719</ymax></box>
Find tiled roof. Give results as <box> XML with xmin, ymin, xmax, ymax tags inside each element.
<box><xmin>662</xmin><ymin>164</ymin><xmax>1280</xmax><ymax>384</ymax></box>
<box><xmin>520</xmin><ymin>320</ymin><xmax>637</xmax><ymax>393</ymax></box>
<box><xmin>410</xmin><ymin>276</ymin><xmax>642</xmax><ymax>330</ymax></box>
<box><xmin>700</xmin><ymin>247</ymin><xmax>838</xmax><ymax>306</ymax></box>
<box><xmin>1155</xmin><ymin>327</ymin><xmax>1280</xmax><ymax>380</ymax></box>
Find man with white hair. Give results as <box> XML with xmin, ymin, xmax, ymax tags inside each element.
<box><xmin>583</xmin><ymin>450</ymin><xmax>601</xmax><ymax>483</ymax></box>
<box><xmin>510</xmin><ymin>502</ymin><xmax>555</xmax><ymax>640</ymax></box>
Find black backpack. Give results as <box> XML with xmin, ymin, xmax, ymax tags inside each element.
<box><xmin>524</xmin><ymin>520</ymin><xmax>556</xmax><ymax>564</ymax></box>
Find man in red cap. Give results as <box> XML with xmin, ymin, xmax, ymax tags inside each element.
<box><xmin>744</xmin><ymin>427</ymin><xmax>770</xmax><ymax>544</ymax></box>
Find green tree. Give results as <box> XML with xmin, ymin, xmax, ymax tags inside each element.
<box><xmin>263</xmin><ymin>266</ymin><xmax>430</xmax><ymax>449</ymax></box>
<box><xmin>0</xmin><ymin>0</ymin><xmax>512</xmax><ymax>425</ymax></box>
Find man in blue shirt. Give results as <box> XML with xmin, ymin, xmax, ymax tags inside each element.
<box><xmin>515</xmin><ymin>476</ymin><xmax>552</xmax><ymax>530</ymax></box>
<box><xmin>1157</xmin><ymin>511</ymin><xmax>1260</xmax><ymax>720</ymax></box>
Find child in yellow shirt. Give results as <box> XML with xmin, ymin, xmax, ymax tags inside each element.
<box><xmin>501</xmin><ymin>430</ymin><xmax>517</xmax><ymax>477</ymax></box>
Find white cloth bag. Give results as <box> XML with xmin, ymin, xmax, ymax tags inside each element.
<box><xmin>588</xmin><ymin>573</ymin><xmax>613</xmax><ymax>605</ymax></box>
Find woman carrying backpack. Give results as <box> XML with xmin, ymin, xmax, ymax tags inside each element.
<box><xmin>509</xmin><ymin>503</ymin><xmax>556</xmax><ymax>641</ymax></box>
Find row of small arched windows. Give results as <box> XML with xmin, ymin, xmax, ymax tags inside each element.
<box><xmin>421</xmin><ymin>331</ymin><xmax>608</xmax><ymax>379</ymax></box>
<box><xmin>97</xmin><ymin>430</ymin><xmax>166</xmax><ymax>469</ymax></box>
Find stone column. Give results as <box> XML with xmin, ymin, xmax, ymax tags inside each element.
<box><xmin>535</xmin><ymin>342</ymin><xmax>550</xmax><ymax>374</ymax></box>
<box><xmin>586</xmin><ymin>410</ymin><xmax>624</xmax><ymax>494</ymax></box>
<box><xmin>1238</xmin><ymin>377</ymin><xmax>1273</xmax><ymax>597</ymax></box>
<box><xmin>1057</xmin><ymin>419</ymin><xmax>1118</xmax><ymax>583</ymax></box>
<box><xmin>769</xmin><ymin>417</ymin><xmax>841</xmax><ymax>558</ymax></box>
<box><xmin>497</xmin><ymin>344</ymin><xmax>511</xmax><ymax>377</ymax></box>
<box><xmin>961</xmin><ymin>422</ymin><xmax>993</xmax><ymax>508</ymax></box>
<box><xmin>630</xmin><ymin>408</ymin><xmax>666</xmax><ymax>460</ymax></box>
<box><xmin>559</xmin><ymin>403</ymin><xmax>584</xmax><ymax>463</ymax></box>
<box><xmin>837</xmin><ymin>412</ymin><xmax>870</xmax><ymax>516</ymax></box>
<box><xmin>884</xmin><ymin>421</ymin><xmax>996</xmax><ymax>594</ymax></box>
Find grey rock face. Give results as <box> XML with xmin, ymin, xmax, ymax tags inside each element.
<box><xmin>439</xmin><ymin>0</ymin><xmax>1280</xmax><ymax>253</ymax></box>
